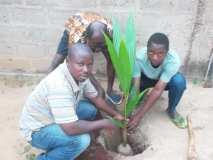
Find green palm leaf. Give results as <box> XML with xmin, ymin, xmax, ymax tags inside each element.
<box><xmin>104</xmin><ymin>15</ymin><xmax>144</xmax><ymax>129</ymax></box>
<box><xmin>112</xmin><ymin>17</ymin><xmax>121</xmax><ymax>54</ymax></box>
<box><xmin>104</xmin><ymin>33</ymin><xmax>123</xmax><ymax>85</ymax></box>
<box><xmin>107</xmin><ymin>116</ymin><xmax>125</xmax><ymax>129</ymax></box>
<box><xmin>125</xmin><ymin>15</ymin><xmax>136</xmax><ymax>72</ymax></box>
<box><xmin>118</xmin><ymin>39</ymin><xmax>132</xmax><ymax>96</ymax></box>
<box><xmin>124</xmin><ymin>88</ymin><xmax>149</xmax><ymax>117</ymax></box>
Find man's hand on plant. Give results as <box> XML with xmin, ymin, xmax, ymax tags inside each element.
<box><xmin>102</xmin><ymin>119</ymin><xmax>118</xmax><ymax>130</ymax></box>
<box><xmin>127</xmin><ymin>114</ymin><xmax>141</xmax><ymax>130</ymax></box>
<box><xmin>113</xmin><ymin>113</ymin><xmax>124</xmax><ymax>121</ymax></box>
<box><xmin>103</xmin><ymin>119</ymin><xmax>116</xmax><ymax>136</ymax></box>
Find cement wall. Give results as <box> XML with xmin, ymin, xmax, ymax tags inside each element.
<box><xmin>0</xmin><ymin>0</ymin><xmax>212</xmax><ymax>79</ymax></box>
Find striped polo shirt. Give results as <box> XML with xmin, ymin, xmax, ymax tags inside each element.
<box><xmin>20</xmin><ymin>62</ymin><xmax>97</xmax><ymax>141</ymax></box>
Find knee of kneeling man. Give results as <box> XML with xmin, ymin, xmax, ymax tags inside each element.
<box><xmin>78</xmin><ymin>134</ymin><xmax>91</xmax><ymax>149</ymax></box>
<box><xmin>171</xmin><ymin>74</ymin><xmax>186</xmax><ymax>90</ymax></box>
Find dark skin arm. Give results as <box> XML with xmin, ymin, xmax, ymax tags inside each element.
<box><xmin>60</xmin><ymin>95</ymin><xmax>124</xmax><ymax>135</ymax></box>
<box><xmin>88</xmin><ymin>94</ymin><xmax>123</xmax><ymax>120</ymax></box>
<box><xmin>102</xmin><ymin>48</ymin><xmax>115</xmax><ymax>95</ymax></box>
<box><xmin>48</xmin><ymin>30</ymin><xmax>68</xmax><ymax>73</ymax></box>
<box><xmin>89</xmin><ymin>74</ymin><xmax>105</xmax><ymax>98</ymax></box>
<box><xmin>48</xmin><ymin>53</ymin><xmax>66</xmax><ymax>73</ymax></box>
<box><xmin>128</xmin><ymin>77</ymin><xmax>167</xmax><ymax>130</ymax></box>
<box><xmin>132</xmin><ymin>77</ymin><xmax>141</xmax><ymax>94</ymax></box>
<box><xmin>60</xmin><ymin>119</ymin><xmax>116</xmax><ymax>135</ymax></box>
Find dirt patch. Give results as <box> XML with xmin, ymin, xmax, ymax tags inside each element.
<box><xmin>76</xmin><ymin>141</ymin><xmax>113</xmax><ymax>160</ymax></box>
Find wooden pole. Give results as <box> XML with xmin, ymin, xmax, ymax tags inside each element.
<box><xmin>187</xmin><ymin>116</ymin><xmax>198</xmax><ymax>160</ymax></box>
<box><xmin>203</xmin><ymin>48</ymin><xmax>213</xmax><ymax>88</ymax></box>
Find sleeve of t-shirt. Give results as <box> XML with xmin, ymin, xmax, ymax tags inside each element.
<box><xmin>56</xmin><ymin>30</ymin><xmax>69</xmax><ymax>56</ymax></box>
<box><xmin>133</xmin><ymin>59</ymin><xmax>141</xmax><ymax>78</ymax></box>
<box><xmin>47</xmin><ymin>87</ymin><xmax>78</xmax><ymax>124</ymax></box>
<box><xmin>83</xmin><ymin>79</ymin><xmax>98</xmax><ymax>98</ymax></box>
<box><xmin>160</xmin><ymin>55</ymin><xmax>181</xmax><ymax>83</ymax></box>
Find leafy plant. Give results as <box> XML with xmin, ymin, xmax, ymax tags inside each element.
<box><xmin>104</xmin><ymin>16</ymin><xmax>149</xmax><ymax>145</ymax></box>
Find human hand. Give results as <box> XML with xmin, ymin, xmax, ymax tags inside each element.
<box><xmin>113</xmin><ymin>113</ymin><xmax>124</xmax><ymax>121</ymax></box>
<box><xmin>102</xmin><ymin>119</ymin><xmax>118</xmax><ymax>130</ymax></box>
<box><xmin>127</xmin><ymin>114</ymin><xmax>142</xmax><ymax>131</ymax></box>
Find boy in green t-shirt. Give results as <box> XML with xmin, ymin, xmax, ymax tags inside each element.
<box><xmin>128</xmin><ymin>33</ymin><xmax>187</xmax><ymax>130</ymax></box>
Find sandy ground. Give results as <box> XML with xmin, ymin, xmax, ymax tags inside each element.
<box><xmin>0</xmin><ymin>78</ymin><xmax>212</xmax><ymax>160</ymax></box>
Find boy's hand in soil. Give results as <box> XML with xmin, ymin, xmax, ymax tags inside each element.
<box><xmin>127</xmin><ymin>114</ymin><xmax>141</xmax><ymax>130</ymax></box>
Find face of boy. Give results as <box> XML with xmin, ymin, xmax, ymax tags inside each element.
<box><xmin>147</xmin><ymin>43</ymin><xmax>167</xmax><ymax>67</ymax></box>
<box><xmin>67</xmin><ymin>53</ymin><xmax>93</xmax><ymax>82</ymax></box>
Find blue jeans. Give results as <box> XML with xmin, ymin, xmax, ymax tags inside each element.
<box><xmin>140</xmin><ymin>72</ymin><xmax>186</xmax><ymax>113</ymax></box>
<box><xmin>31</xmin><ymin>100</ymin><xmax>97</xmax><ymax>160</ymax></box>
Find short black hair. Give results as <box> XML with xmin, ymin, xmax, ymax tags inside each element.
<box><xmin>147</xmin><ymin>33</ymin><xmax>169</xmax><ymax>51</ymax></box>
<box><xmin>67</xmin><ymin>43</ymin><xmax>93</xmax><ymax>59</ymax></box>
<box><xmin>84</xmin><ymin>21</ymin><xmax>109</xmax><ymax>39</ymax></box>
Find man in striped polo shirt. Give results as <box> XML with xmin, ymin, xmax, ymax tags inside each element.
<box><xmin>20</xmin><ymin>43</ymin><xmax>123</xmax><ymax>160</ymax></box>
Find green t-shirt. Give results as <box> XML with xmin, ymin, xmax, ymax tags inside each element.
<box><xmin>133</xmin><ymin>47</ymin><xmax>181</xmax><ymax>83</ymax></box>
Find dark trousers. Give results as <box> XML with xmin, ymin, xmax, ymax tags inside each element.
<box><xmin>140</xmin><ymin>72</ymin><xmax>186</xmax><ymax>113</ymax></box>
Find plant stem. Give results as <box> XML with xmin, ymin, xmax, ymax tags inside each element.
<box><xmin>122</xmin><ymin>94</ymin><xmax>129</xmax><ymax>145</ymax></box>
<box><xmin>122</xmin><ymin>122</ymin><xmax>127</xmax><ymax>146</ymax></box>
<box><xmin>124</xmin><ymin>94</ymin><xmax>129</xmax><ymax>120</ymax></box>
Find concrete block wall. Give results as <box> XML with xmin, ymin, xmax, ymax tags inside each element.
<box><xmin>0</xmin><ymin>0</ymin><xmax>212</xmax><ymax>79</ymax></box>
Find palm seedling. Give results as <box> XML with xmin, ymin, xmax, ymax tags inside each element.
<box><xmin>104</xmin><ymin>16</ymin><xmax>149</xmax><ymax>147</ymax></box>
